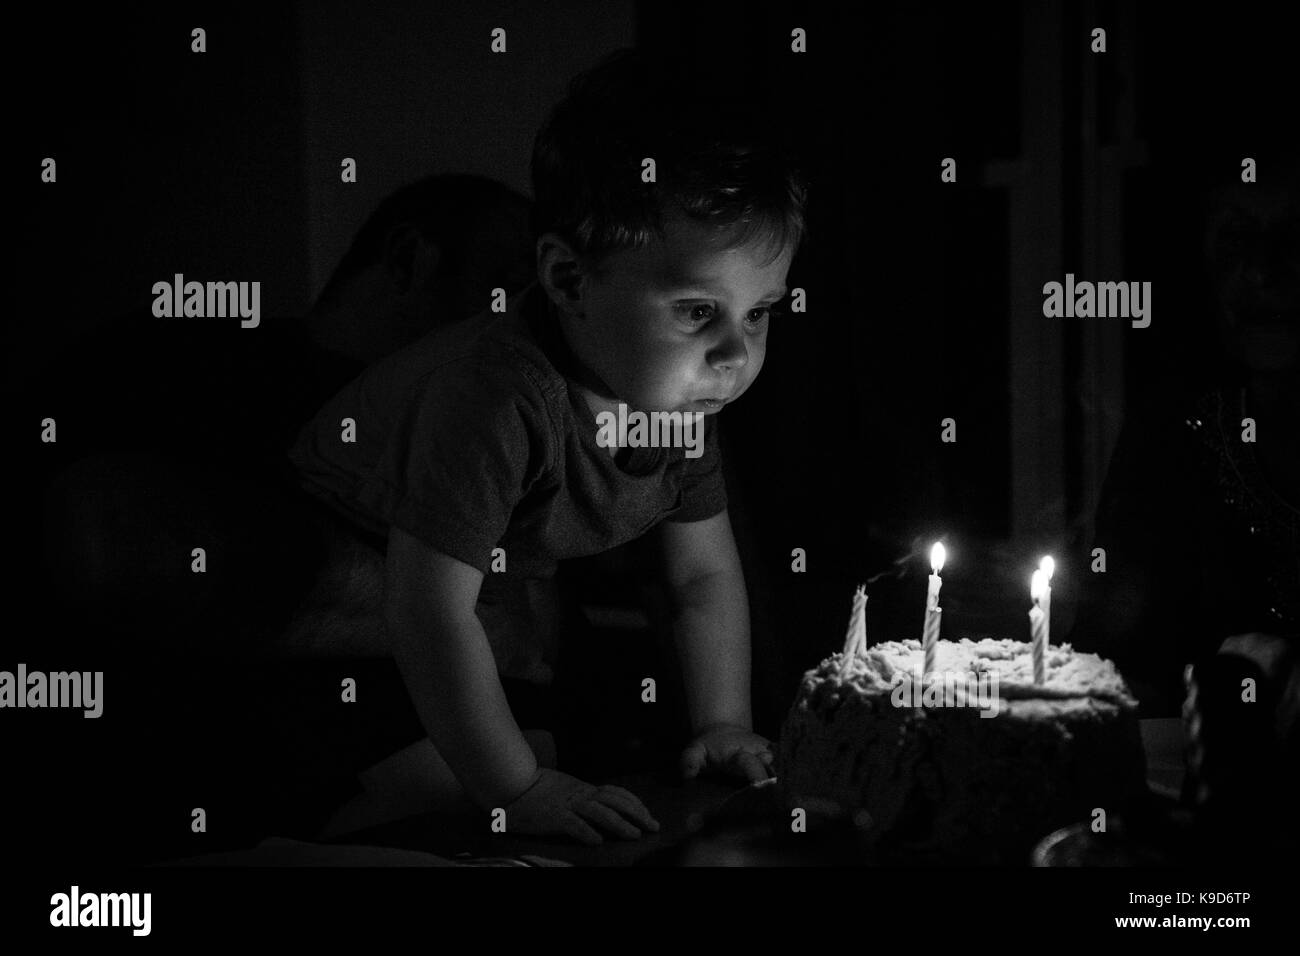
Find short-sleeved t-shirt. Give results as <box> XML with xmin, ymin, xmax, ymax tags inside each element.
<box><xmin>287</xmin><ymin>281</ymin><xmax>728</xmax><ymax>682</ymax></box>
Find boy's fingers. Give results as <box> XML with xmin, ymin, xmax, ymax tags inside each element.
<box><xmin>562</xmin><ymin>812</ymin><xmax>604</xmax><ymax>846</ymax></box>
<box><xmin>734</xmin><ymin>751</ymin><xmax>770</xmax><ymax>783</ymax></box>
<box><xmin>680</xmin><ymin>742</ymin><xmax>707</xmax><ymax>779</ymax></box>
<box><xmin>576</xmin><ymin>799</ymin><xmax>641</xmax><ymax>840</ymax></box>
<box><xmin>596</xmin><ymin>785</ymin><xmax>661</xmax><ymax>831</ymax></box>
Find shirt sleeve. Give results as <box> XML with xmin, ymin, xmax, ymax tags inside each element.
<box><xmin>664</xmin><ymin>412</ymin><xmax>728</xmax><ymax>523</ymax></box>
<box><xmin>352</xmin><ymin>358</ymin><xmax>556</xmax><ymax>573</ymax></box>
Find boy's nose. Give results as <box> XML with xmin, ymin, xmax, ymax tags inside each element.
<box><xmin>707</xmin><ymin>327</ymin><xmax>748</xmax><ymax>371</ymax></box>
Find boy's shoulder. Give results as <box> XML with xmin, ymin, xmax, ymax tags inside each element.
<box><xmin>354</xmin><ymin>282</ymin><xmax>568</xmax><ymax>411</ymax></box>
<box><xmin>443</xmin><ymin>285</ymin><xmax>567</xmax><ymax>399</ymax></box>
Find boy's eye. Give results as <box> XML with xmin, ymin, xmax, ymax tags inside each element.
<box><xmin>674</xmin><ymin>303</ymin><xmax>782</xmax><ymax>327</ymax></box>
<box><xmin>677</xmin><ymin>303</ymin><xmax>715</xmax><ymax>323</ymax></box>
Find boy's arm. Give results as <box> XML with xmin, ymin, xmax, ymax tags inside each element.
<box><xmin>384</xmin><ymin>525</ymin><xmax>662</xmax><ymax>839</ymax></box>
<box><xmin>655</xmin><ymin>510</ymin><xmax>753</xmax><ymax>733</ymax></box>
<box><xmin>383</xmin><ymin>526</ymin><xmax>539</xmax><ymax>809</ymax></box>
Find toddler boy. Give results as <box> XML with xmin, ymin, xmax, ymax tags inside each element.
<box><xmin>289</xmin><ymin>47</ymin><xmax>809</xmax><ymax>844</ymax></box>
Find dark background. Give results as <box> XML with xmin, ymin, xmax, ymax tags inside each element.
<box><xmin>8</xmin><ymin>1</ymin><xmax>1297</xmax><ymax>862</ymax></box>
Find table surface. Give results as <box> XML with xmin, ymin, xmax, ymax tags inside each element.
<box><xmin>328</xmin><ymin>769</ymin><xmax>738</xmax><ymax>866</ymax></box>
<box><xmin>1139</xmin><ymin>717</ymin><xmax>1185</xmax><ymax>799</ymax></box>
<box><xmin>323</xmin><ymin>718</ymin><xmax>1187</xmax><ymax>866</ymax></box>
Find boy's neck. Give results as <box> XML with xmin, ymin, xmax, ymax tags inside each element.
<box><xmin>572</xmin><ymin>380</ymin><xmax>621</xmax><ymax>418</ymax></box>
<box><xmin>534</xmin><ymin>294</ymin><xmax>632</xmax><ymax>457</ymax></box>
<box><xmin>547</xmin><ymin>314</ymin><xmax>623</xmax><ymax>419</ymax></box>
<box><xmin>571</xmin><ymin>382</ymin><xmax>626</xmax><ymax>458</ymax></box>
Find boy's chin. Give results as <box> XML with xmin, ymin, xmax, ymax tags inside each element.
<box><xmin>681</xmin><ymin>399</ymin><xmax>728</xmax><ymax>414</ymax></box>
<box><xmin>620</xmin><ymin>397</ymin><xmax>728</xmax><ymax>414</ymax></box>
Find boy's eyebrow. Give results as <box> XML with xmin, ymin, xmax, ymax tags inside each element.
<box><xmin>667</xmin><ymin>281</ymin><xmax>788</xmax><ymax>301</ymax></box>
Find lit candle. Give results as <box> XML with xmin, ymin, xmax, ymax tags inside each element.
<box><xmin>839</xmin><ymin>584</ymin><xmax>868</xmax><ymax>675</ymax></box>
<box><xmin>922</xmin><ymin>542</ymin><xmax>945</xmax><ymax>676</ymax></box>
<box><xmin>1029</xmin><ymin>568</ymin><xmax>1048</xmax><ymax>684</ymax></box>
<box><xmin>1039</xmin><ymin>555</ymin><xmax>1054</xmax><ymax>647</ymax></box>
<box><xmin>851</xmin><ymin>585</ymin><xmax>868</xmax><ymax>657</ymax></box>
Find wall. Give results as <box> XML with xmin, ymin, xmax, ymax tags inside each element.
<box><xmin>297</xmin><ymin>0</ymin><xmax>636</xmax><ymax>299</ymax></box>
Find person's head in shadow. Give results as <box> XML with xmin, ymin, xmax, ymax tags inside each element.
<box><xmin>1200</xmin><ymin>151</ymin><xmax>1299</xmax><ymax>384</ymax></box>
<box><xmin>305</xmin><ymin>173</ymin><xmax>535</xmax><ymax>365</ymax></box>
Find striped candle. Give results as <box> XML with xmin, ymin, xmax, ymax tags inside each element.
<box><xmin>1030</xmin><ymin>568</ymin><xmax>1048</xmax><ymax>683</ymax></box>
<box><xmin>839</xmin><ymin>585</ymin><xmax>868</xmax><ymax>674</ymax></box>
<box><xmin>922</xmin><ymin>606</ymin><xmax>942</xmax><ymax>676</ymax></box>
<box><xmin>1039</xmin><ymin>556</ymin><xmax>1054</xmax><ymax>658</ymax></box>
<box><xmin>921</xmin><ymin>543</ymin><xmax>946</xmax><ymax>676</ymax></box>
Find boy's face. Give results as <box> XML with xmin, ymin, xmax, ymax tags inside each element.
<box><xmin>549</xmin><ymin>214</ymin><xmax>793</xmax><ymax>415</ymax></box>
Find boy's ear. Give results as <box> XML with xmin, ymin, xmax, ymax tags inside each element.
<box><xmin>536</xmin><ymin>232</ymin><xmax>590</xmax><ymax>314</ymax></box>
<box><xmin>383</xmin><ymin>223</ymin><xmax>442</xmax><ymax>296</ymax></box>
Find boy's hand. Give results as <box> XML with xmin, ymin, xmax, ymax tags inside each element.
<box><xmin>680</xmin><ymin>723</ymin><xmax>775</xmax><ymax>784</ymax></box>
<box><xmin>1216</xmin><ymin>632</ymin><xmax>1300</xmax><ymax>744</ymax></box>
<box><xmin>502</xmin><ymin>768</ymin><xmax>660</xmax><ymax>845</ymax></box>
<box><xmin>1217</xmin><ymin>632</ymin><xmax>1292</xmax><ymax>682</ymax></box>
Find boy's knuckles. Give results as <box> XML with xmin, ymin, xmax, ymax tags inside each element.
<box><xmin>566</xmin><ymin>816</ymin><xmax>603</xmax><ymax>845</ymax></box>
<box><xmin>581</xmin><ymin>804</ymin><xmax>639</xmax><ymax>837</ymax></box>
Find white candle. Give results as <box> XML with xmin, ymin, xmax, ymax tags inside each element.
<box><xmin>839</xmin><ymin>585</ymin><xmax>868</xmax><ymax>673</ymax></box>
<box><xmin>1039</xmin><ymin>555</ymin><xmax>1054</xmax><ymax>648</ymax></box>
<box><xmin>1030</xmin><ymin>568</ymin><xmax>1048</xmax><ymax>683</ymax></box>
<box><xmin>852</xmin><ymin>586</ymin><xmax>868</xmax><ymax>656</ymax></box>
<box><xmin>922</xmin><ymin>608</ymin><xmax>942</xmax><ymax>677</ymax></box>
<box><xmin>922</xmin><ymin>543</ymin><xmax>945</xmax><ymax>676</ymax></box>
<box><xmin>926</xmin><ymin>542</ymin><xmax>946</xmax><ymax>611</ymax></box>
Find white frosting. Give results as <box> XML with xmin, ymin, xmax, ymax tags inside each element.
<box><xmin>819</xmin><ymin>637</ymin><xmax>1137</xmax><ymax>708</ymax></box>
<box><xmin>780</xmin><ymin>636</ymin><xmax>1146</xmax><ymax>862</ymax></box>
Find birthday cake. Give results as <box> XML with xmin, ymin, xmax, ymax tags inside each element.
<box><xmin>776</xmin><ymin>637</ymin><xmax>1148</xmax><ymax>863</ymax></box>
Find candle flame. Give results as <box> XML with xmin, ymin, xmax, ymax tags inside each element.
<box><xmin>1040</xmin><ymin>555</ymin><xmax>1055</xmax><ymax>582</ymax></box>
<box><xmin>1031</xmin><ymin>568</ymin><xmax>1048</xmax><ymax>601</ymax></box>
<box><xmin>930</xmin><ymin>542</ymin><xmax>946</xmax><ymax>574</ymax></box>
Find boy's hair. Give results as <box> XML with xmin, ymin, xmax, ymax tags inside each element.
<box><xmin>316</xmin><ymin>173</ymin><xmax>534</xmax><ymax>307</ymax></box>
<box><xmin>531</xmin><ymin>47</ymin><xmax>810</xmax><ymax>274</ymax></box>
